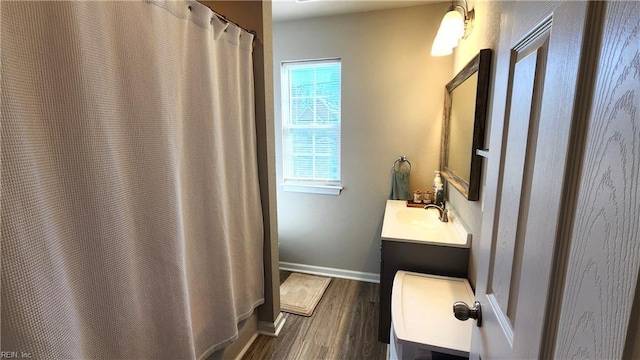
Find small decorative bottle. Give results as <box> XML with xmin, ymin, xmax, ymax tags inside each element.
<box><xmin>413</xmin><ymin>190</ymin><xmax>423</xmax><ymax>203</ymax></box>
<box><xmin>435</xmin><ymin>185</ymin><xmax>444</xmax><ymax>206</ymax></box>
<box><xmin>423</xmin><ymin>190</ymin><xmax>433</xmax><ymax>204</ymax></box>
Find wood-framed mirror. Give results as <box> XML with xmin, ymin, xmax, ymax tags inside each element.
<box><xmin>440</xmin><ymin>48</ymin><xmax>492</xmax><ymax>201</ymax></box>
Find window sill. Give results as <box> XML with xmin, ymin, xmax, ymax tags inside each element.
<box><xmin>282</xmin><ymin>184</ymin><xmax>343</xmax><ymax>196</ymax></box>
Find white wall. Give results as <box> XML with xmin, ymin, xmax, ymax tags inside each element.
<box><xmin>273</xmin><ymin>3</ymin><xmax>452</xmax><ymax>275</ymax></box>
<box><xmin>447</xmin><ymin>0</ymin><xmax>502</xmax><ymax>288</ymax></box>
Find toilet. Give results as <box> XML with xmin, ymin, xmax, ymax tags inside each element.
<box><xmin>389</xmin><ymin>271</ymin><xmax>475</xmax><ymax>360</ymax></box>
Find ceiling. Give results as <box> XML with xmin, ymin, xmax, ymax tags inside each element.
<box><xmin>272</xmin><ymin>0</ymin><xmax>443</xmax><ymax>22</ymax></box>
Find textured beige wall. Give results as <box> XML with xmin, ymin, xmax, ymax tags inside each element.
<box><xmin>274</xmin><ymin>3</ymin><xmax>453</xmax><ymax>275</ymax></box>
<box><xmin>453</xmin><ymin>1</ymin><xmax>503</xmax><ymax>75</ymax></box>
<box><xmin>446</xmin><ymin>0</ymin><xmax>502</xmax><ymax>289</ymax></box>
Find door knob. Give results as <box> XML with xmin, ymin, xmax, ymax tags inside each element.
<box><xmin>453</xmin><ymin>301</ymin><xmax>482</xmax><ymax>327</ymax></box>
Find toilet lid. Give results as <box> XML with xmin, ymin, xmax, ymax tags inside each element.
<box><xmin>392</xmin><ymin>271</ymin><xmax>474</xmax><ymax>356</ymax></box>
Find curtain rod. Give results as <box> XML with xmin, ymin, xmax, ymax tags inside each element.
<box><xmin>214</xmin><ymin>12</ymin><xmax>258</xmax><ymax>40</ymax></box>
<box><xmin>197</xmin><ymin>3</ymin><xmax>258</xmax><ymax>41</ymax></box>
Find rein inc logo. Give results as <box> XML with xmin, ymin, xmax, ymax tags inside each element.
<box><xmin>1</xmin><ymin>352</ymin><xmax>32</xmax><ymax>359</ymax></box>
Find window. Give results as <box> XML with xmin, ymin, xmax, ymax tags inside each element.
<box><xmin>281</xmin><ymin>59</ymin><xmax>342</xmax><ymax>195</ymax></box>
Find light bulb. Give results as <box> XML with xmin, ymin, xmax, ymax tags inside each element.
<box><xmin>430</xmin><ymin>8</ymin><xmax>465</xmax><ymax>57</ymax></box>
<box><xmin>440</xmin><ymin>9</ymin><xmax>465</xmax><ymax>40</ymax></box>
<box><xmin>431</xmin><ymin>33</ymin><xmax>454</xmax><ymax>56</ymax></box>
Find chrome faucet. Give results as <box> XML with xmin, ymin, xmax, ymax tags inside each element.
<box><xmin>424</xmin><ymin>203</ymin><xmax>449</xmax><ymax>222</ymax></box>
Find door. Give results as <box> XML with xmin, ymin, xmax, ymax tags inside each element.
<box><xmin>470</xmin><ymin>2</ymin><xmax>592</xmax><ymax>358</ymax></box>
<box><xmin>551</xmin><ymin>2</ymin><xmax>640</xmax><ymax>358</ymax></box>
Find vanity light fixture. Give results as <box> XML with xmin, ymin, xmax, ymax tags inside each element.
<box><xmin>431</xmin><ymin>0</ymin><xmax>474</xmax><ymax>57</ymax></box>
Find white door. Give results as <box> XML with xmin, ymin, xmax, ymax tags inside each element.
<box><xmin>551</xmin><ymin>1</ymin><xmax>640</xmax><ymax>358</ymax></box>
<box><xmin>470</xmin><ymin>2</ymin><xmax>592</xmax><ymax>358</ymax></box>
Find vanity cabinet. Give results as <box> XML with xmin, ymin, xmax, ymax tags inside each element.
<box><xmin>378</xmin><ymin>239</ymin><xmax>469</xmax><ymax>343</ymax></box>
<box><xmin>377</xmin><ymin>200</ymin><xmax>471</xmax><ymax>344</ymax></box>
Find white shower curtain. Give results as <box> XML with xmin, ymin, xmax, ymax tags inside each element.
<box><xmin>1</xmin><ymin>1</ymin><xmax>264</xmax><ymax>359</ymax></box>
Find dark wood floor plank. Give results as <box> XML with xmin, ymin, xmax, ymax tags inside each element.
<box><xmin>304</xmin><ymin>278</ymin><xmax>356</xmax><ymax>348</ymax></box>
<box><xmin>331</xmin><ymin>281</ymin><xmax>386</xmax><ymax>360</ymax></box>
<box><xmin>328</xmin><ymin>281</ymin><xmax>365</xmax><ymax>359</ymax></box>
<box><xmin>297</xmin><ymin>341</ymin><xmax>329</xmax><ymax>360</ymax></box>
<box><xmin>242</xmin><ymin>271</ymin><xmax>387</xmax><ymax>360</ymax></box>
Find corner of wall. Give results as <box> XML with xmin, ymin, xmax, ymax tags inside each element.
<box><xmin>453</xmin><ymin>1</ymin><xmax>503</xmax><ymax>73</ymax></box>
<box><xmin>256</xmin><ymin>0</ymin><xmax>282</xmax><ymax>328</ymax></box>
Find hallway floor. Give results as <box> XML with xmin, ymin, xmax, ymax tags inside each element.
<box><xmin>242</xmin><ymin>270</ymin><xmax>387</xmax><ymax>360</ymax></box>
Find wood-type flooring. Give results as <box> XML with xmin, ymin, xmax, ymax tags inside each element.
<box><xmin>242</xmin><ymin>270</ymin><xmax>387</xmax><ymax>360</ymax></box>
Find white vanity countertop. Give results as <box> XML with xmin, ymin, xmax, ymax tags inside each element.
<box><xmin>381</xmin><ymin>200</ymin><xmax>470</xmax><ymax>248</ymax></box>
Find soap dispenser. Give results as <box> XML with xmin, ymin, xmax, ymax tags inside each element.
<box><xmin>433</xmin><ymin>171</ymin><xmax>444</xmax><ymax>206</ymax></box>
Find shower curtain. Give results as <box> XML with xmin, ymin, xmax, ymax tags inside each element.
<box><xmin>1</xmin><ymin>1</ymin><xmax>264</xmax><ymax>359</ymax></box>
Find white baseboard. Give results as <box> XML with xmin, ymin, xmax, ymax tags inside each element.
<box><xmin>258</xmin><ymin>312</ymin><xmax>286</xmax><ymax>337</ymax></box>
<box><xmin>234</xmin><ymin>332</ymin><xmax>258</xmax><ymax>360</ymax></box>
<box><xmin>280</xmin><ymin>261</ymin><xmax>380</xmax><ymax>283</ymax></box>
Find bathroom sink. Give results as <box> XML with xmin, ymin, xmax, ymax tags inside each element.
<box><xmin>381</xmin><ymin>200</ymin><xmax>470</xmax><ymax>247</ymax></box>
<box><xmin>395</xmin><ymin>209</ymin><xmax>442</xmax><ymax>229</ymax></box>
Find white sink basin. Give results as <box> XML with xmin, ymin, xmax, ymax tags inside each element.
<box><xmin>395</xmin><ymin>209</ymin><xmax>442</xmax><ymax>229</ymax></box>
<box><xmin>381</xmin><ymin>200</ymin><xmax>470</xmax><ymax>247</ymax></box>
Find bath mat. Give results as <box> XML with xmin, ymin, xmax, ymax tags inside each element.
<box><xmin>280</xmin><ymin>273</ymin><xmax>332</xmax><ymax>316</ymax></box>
